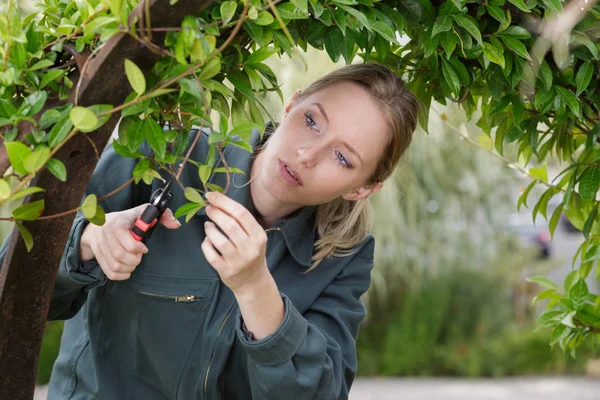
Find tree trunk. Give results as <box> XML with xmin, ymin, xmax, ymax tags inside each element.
<box><xmin>0</xmin><ymin>1</ymin><xmax>213</xmax><ymax>397</ymax></box>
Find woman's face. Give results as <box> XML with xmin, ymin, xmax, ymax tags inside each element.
<box><xmin>255</xmin><ymin>81</ymin><xmax>389</xmax><ymax>207</ymax></box>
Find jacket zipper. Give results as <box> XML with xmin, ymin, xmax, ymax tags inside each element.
<box><xmin>203</xmin><ymin>308</ymin><xmax>233</xmax><ymax>392</ymax></box>
<box><xmin>203</xmin><ymin>226</ymin><xmax>281</xmax><ymax>393</ymax></box>
<box><xmin>135</xmin><ymin>289</ymin><xmax>200</xmax><ymax>303</ymax></box>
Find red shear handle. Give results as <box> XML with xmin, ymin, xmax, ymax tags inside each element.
<box><xmin>130</xmin><ymin>204</ymin><xmax>160</xmax><ymax>242</ymax></box>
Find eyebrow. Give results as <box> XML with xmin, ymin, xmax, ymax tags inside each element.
<box><xmin>312</xmin><ymin>102</ymin><xmax>364</xmax><ymax>165</ymax></box>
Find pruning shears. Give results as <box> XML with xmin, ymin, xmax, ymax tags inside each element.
<box><xmin>130</xmin><ymin>178</ymin><xmax>174</xmax><ymax>243</ymax></box>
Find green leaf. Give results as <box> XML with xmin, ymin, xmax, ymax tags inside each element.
<box><xmin>184</xmin><ymin>187</ymin><xmax>205</xmax><ymax>204</ymax></box>
<box><xmin>0</xmin><ymin>178</ymin><xmax>9</xmax><ymax>200</ymax></box>
<box><xmin>228</xmin><ymin>122</ymin><xmax>261</xmax><ymax>141</ymax></box>
<box><xmin>81</xmin><ymin>194</ymin><xmax>98</xmax><ymax>219</ymax></box>
<box><xmin>575</xmin><ymin>61</ymin><xmax>594</xmax><ymax>96</ymax></box>
<box><xmin>220</xmin><ymin>1</ymin><xmax>237</xmax><ymax>25</ymax></box>
<box><xmin>441</xmin><ymin>59</ymin><xmax>461</xmax><ymax>96</ymax></box>
<box><xmin>527</xmin><ymin>276</ymin><xmax>559</xmax><ymax>291</ymax></box>
<box><xmin>336</xmin><ymin>4</ymin><xmax>372</xmax><ymax>31</ymax></box>
<box><xmin>0</xmin><ymin>98</ymin><xmax>16</xmax><ymax>119</ymax></box>
<box><xmin>175</xmin><ymin>202</ymin><xmax>203</xmax><ymax>219</ymax></box>
<box><xmin>578</xmin><ymin>167</ymin><xmax>600</xmax><ymax>201</ymax></box>
<box><xmin>199</xmin><ymin>164</ymin><xmax>212</xmax><ymax>184</ymax></box>
<box><xmin>532</xmin><ymin>288</ymin><xmax>560</xmax><ymax>305</ymax></box>
<box><xmin>583</xmin><ymin>205</ymin><xmax>597</xmax><ymax>239</ymax></box>
<box><xmin>325</xmin><ymin>28</ymin><xmax>343</xmax><ymax>63</ymax></box>
<box><xmin>555</xmin><ymin>87</ymin><xmax>581</xmax><ymax>117</ymax></box>
<box><xmin>500</xmin><ymin>25</ymin><xmax>531</xmax><ymax>39</ymax></box>
<box><xmin>144</xmin><ymin>119</ymin><xmax>167</xmax><ymax>159</ymax></box>
<box><xmin>124</xmin><ymin>59</ymin><xmax>146</xmax><ymax>96</ymax></box>
<box><xmin>275</xmin><ymin>2</ymin><xmax>310</xmax><ymax>20</ymax></box>
<box><xmin>371</xmin><ymin>21</ymin><xmax>398</xmax><ymax>43</ymax></box>
<box><xmin>69</xmin><ymin>106</ymin><xmax>99</xmax><ymax>133</ymax></box>
<box><xmin>482</xmin><ymin>41</ymin><xmax>505</xmax><ymax>68</ymax></box>
<box><xmin>538</xmin><ymin>310</ymin><xmax>563</xmax><ymax>328</ymax></box>
<box><xmin>541</xmin><ymin>0</ymin><xmax>562</xmax><ymax>14</ymax></box>
<box><xmin>529</xmin><ymin>165</ymin><xmax>548</xmax><ymax>183</ymax></box>
<box><xmin>564</xmin><ymin>270</ymin><xmax>580</xmax><ymax>293</ymax></box>
<box><xmin>570</xmin><ymin>279</ymin><xmax>589</xmax><ymax>309</ymax></box>
<box><xmin>9</xmin><ymin>186</ymin><xmax>44</xmax><ymax>202</ymax></box>
<box><xmin>18</xmin><ymin>91</ymin><xmax>48</xmax><ymax>117</ymax></box>
<box><xmin>28</xmin><ymin>59</ymin><xmax>54</xmax><ymax>71</ymax></box>
<box><xmin>198</xmin><ymin>58</ymin><xmax>221</xmax><ymax>81</ymax></box>
<box><xmin>13</xmin><ymin>199</ymin><xmax>45</xmax><ymax>221</ymax></box>
<box><xmin>432</xmin><ymin>13</ymin><xmax>453</xmax><ymax>37</ymax></box>
<box><xmin>225</xmin><ymin>138</ymin><xmax>253</xmax><ymax>153</ymax></box>
<box><xmin>5</xmin><ymin>141</ymin><xmax>32</xmax><ymax>175</ymax></box>
<box><xmin>487</xmin><ymin>5</ymin><xmax>506</xmax><ymax>24</ymax></box>
<box><xmin>15</xmin><ymin>221</ymin><xmax>34</xmax><ymax>252</ymax></box>
<box><xmin>538</xmin><ymin>61</ymin><xmax>553</xmax><ymax>91</ymax></box>
<box><xmin>213</xmin><ymin>166</ymin><xmax>245</xmax><ymax>175</ymax></box>
<box><xmin>89</xmin><ymin>205</ymin><xmax>106</xmax><ymax>226</ymax></box>
<box><xmin>517</xmin><ymin>180</ymin><xmax>536</xmax><ymax>211</ymax></box>
<box><xmin>508</xmin><ymin>0</ymin><xmax>531</xmax><ymax>12</ymax></box>
<box><xmin>291</xmin><ymin>0</ymin><xmax>308</xmax><ymax>12</ymax></box>
<box><xmin>207</xmin><ymin>183</ymin><xmax>225</xmax><ymax>193</ymax></box>
<box><xmin>245</xmin><ymin>46</ymin><xmax>278</xmax><ymax>65</ymax></box>
<box><xmin>549</xmin><ymin>202</ymin><xmax>563</xmax><ymax>240</ymax></box>
<box><xmin>499</xmin><ymin>35</ymin><xmax>530</xmax><ymax>60</ymax></box>
<box><xmin>452</xmin><ymin>15</ymin><xmax>482</xmax><ymax>45</ymax></box>
<box><xmin>255</xmin><ymin>11</ymin><xmax>274</xmax><ymax>26</ymax></box>
<box><xmin>47</xmin><ymin>158</ymin><xmax>67</xmax><ymax>182</ymax></box>
<box><xmin>23</xmin><ymin>146</ymin><xmax>50</xmax><ymax>174</ymax></box>
<box><xmin>48</xmin><ymin>115</ymin><xmax>73</xmax><ymax>148</ymax></box>
<box><xmin>39</xmin><ymin>69</ymin><xmax>64</xmax><ymax>89</ymax></box>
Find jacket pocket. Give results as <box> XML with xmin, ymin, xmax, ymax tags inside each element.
<box><xmin>95</xmin><ymin>271</ymin><xmax>217</xmax><ymax>396</ymax></box>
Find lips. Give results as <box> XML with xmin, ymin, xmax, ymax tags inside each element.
<box><xmin>279</xmin><ymin>160</ymin><xmax>303</xmax><ymax>186</ymax></box>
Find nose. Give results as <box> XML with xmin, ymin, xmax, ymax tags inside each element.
<box><xmin>296</xmin><ymin>146</ymin><xmax>318</xmax><ymax>168</ymax></box>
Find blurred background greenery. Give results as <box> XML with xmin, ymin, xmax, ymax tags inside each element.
<box><xmin>1</xmin><ymin>35</ymin><xmax>597</xmax><ymax>386</ymax></box>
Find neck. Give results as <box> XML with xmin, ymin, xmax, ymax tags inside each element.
<box><xmin>249</xmin><ymin>151</ymin><xmax>302</xmax><ymax>229</ymax></box>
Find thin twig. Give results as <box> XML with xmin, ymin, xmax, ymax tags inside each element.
<box><xmin>216</xmin><ymin>145</ymin><xmax>231</xmax><ymax>194</ymax></box>
<box><xmin>36</xmin><ymin>177</ymin><xmax>137</xmax><ymax>220</ymax></box>
<box><xmin>83</xmin><ymin>133</ymin><xmax>101</xmax><ymax>160</ymax></box>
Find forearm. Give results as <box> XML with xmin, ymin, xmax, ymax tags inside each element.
<box><xmin>234</xmin><ymin>272</ymin><xmax>285</xmax><ymax>340</ymax></box>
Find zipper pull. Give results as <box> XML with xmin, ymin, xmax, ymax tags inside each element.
<box><xmin>175</xmin><ymin>295</ymin><xmax>197</xmax><ymax>302</ymax></box>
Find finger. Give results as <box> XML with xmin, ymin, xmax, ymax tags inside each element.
<box><xmin>103</xmin><ymin>230</ymin><xmax>142</xmax><ymax>274</ymax></box>
<box><xmin>201</xmin><ymin>236</ymin><xmax>226</xmax><ymax>271</ymax></box>
<box><xmin>205</xmin><ymin>205</ymin><xmax>247</xmax><ymax>247</ymax></box>
<box><xmin>92</xmin><ymin>240</ymin><xmax>133</xmax><ymax>281</ymax></box>
<box><xmin>205</xmin><ymin>192</ymin><xmax>262</xmax><ymax>237</ymax></box>
<box><xmin>204</xmin><ymin>221</ymin><xmax>236</xmax><ymax>258</ymax></box>
<box><xmin>159</xmin><ymin>208</ymin><xmax>182</xmax><ymax>230</ymax></box>
<box><xmin>116</xmin><ymin>225</ymin><xmax>148</xmax><ymax>254</ymax></box>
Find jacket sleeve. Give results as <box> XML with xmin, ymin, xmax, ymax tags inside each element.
<box><xmin>235</xmin><ymin>237</ymin><xmax>374</xmax><ymax>400</ymax></box>
<box><xmin>48</xmin><ymin>141</ymin><xmax>149</xmax><ymax>320</ymax></box>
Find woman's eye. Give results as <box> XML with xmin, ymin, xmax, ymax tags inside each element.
<box><xmin>336</xmin><ymin>150</ymin><xmax>350</xmax><ymax>168</ymax></box>
<box><xmin>303</xmin><ymin>112</ymin><xmax>318</xmax><ymax>130</ymax></box>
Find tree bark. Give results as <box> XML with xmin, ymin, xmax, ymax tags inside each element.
<box><xmin>0</xmin><ymin>1</ymin><xmax>213</xmax><ymax>398</ymax></box>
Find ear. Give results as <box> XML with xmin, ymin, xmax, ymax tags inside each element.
<box><xmin>281</xmin><ymin>89</ymin><xmax>302</xmax><ymax>120</ymax></box>
<box><xmin>342</xmin><ymin>181</ymin><xmax>383</xmax><ymax>201</ymax></box>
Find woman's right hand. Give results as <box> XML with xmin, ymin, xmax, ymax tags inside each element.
<box><xmin>79</xmin><ymin>203</ymin><xmax>182</xmax><ymax>280</ymax></box>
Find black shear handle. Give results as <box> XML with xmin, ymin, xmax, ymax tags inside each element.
<box><xmin>130</xmin><ymin>184</ymin><xmax>173</xmax><ymax>243</ymax></box>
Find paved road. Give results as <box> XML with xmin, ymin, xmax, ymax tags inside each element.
<box><xmin>349</xmin><ymin>378</ymin><xmax>600</xmax><ymax>400</ymax></box>
<box><xmin>35</xmin><ymin>377</ymin><xmax>600</xmax><ymax>399</ymax></box>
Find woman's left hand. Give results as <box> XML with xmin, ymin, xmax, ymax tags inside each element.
<box><xmin>201</xmin><ymin>191</ymin><xmax>270</xmax><ymax>296</ymax></box>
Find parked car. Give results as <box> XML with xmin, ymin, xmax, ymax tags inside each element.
<box><xmin>505</xmin><ymin>213</ymin><xmax>552</xmax><ymax>260</ymax></box>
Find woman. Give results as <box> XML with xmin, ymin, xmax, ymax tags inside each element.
<box><xmin>42</xmin><ymin>62</ymin><xmax>418</xmax><ymax>399</ymax></box>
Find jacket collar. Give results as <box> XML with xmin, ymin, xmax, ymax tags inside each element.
<box><xmin>205</xmin><ymin>124</ymin><xmax>317</xmax><ymax>268</ymax></box>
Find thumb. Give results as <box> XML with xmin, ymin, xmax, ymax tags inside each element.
<box><xmin>159</xmin><ymin>207</ymin><xmax>182</xmax><ymax>229</ymax></box>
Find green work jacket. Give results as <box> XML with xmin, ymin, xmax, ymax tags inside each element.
<box><xmin>0</xmin><ymin>126</ymin><xmax>375</xmax><ymax>400</ymax></box>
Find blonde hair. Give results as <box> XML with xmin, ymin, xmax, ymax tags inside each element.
<box><xmin>260</xmin><ymin>63</ymin><xmax>419</xmax><ymax>271</ymax></box>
